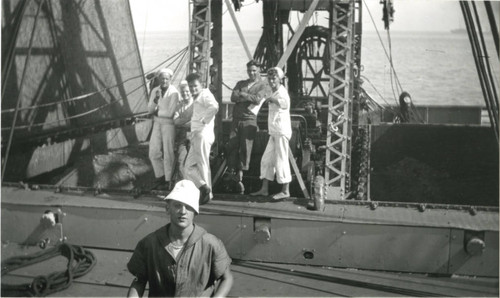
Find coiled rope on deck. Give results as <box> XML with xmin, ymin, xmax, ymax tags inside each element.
<box><xmin>1</xmin><ymin>243</ymin><xmax>96</xmax><ymax>297</ymax></box>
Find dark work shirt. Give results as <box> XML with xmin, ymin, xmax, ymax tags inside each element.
<box><xmin>231</xmin><ymin>77</ymin><xmax>272</xmax><ymax>121</ymax></box>
<box><xmin>127</xmin><ymin>224</ymin><xmax>231</xmax><ymax>297</ymax></box>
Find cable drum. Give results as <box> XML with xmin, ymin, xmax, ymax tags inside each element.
<box><xmin>287</xmin><ymin>26</ymin><xmax>330</xmax><ymax>100</ymax></box>
<box><xmin>1</xmin><ymin>243</ymin><xmax>96</xmax><ymax>297</ymax></box>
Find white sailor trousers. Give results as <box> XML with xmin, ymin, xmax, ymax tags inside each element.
<box><xmin>149</xmin><ymin>118</ymin><xmax>175</xmax><ymax>180</ymax></box>
<box><xmin>184</xmin><ymin>129</ymin><xmax>214</xmax><ymax>188</ymax></box>
<box><xmin>260</xmin><ymin>134</ymin><xmax>292</xmax><ymax>184</ymax></box>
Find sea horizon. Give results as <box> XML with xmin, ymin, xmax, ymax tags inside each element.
<box><xmin>137</xmin><ymin>29</ymin><xmax>497</xmax><ymax>107</ymax></box>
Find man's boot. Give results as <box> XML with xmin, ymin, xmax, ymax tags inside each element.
<box><xmin>151</xmin><ymin>176</ymin><xmax>166</xmax><ymax>190</ymax></box>
<box><xmin>199</xmin><ymin>184</ymin><xmax>211</xmax><ymax>205</ymax></box>
<box><xmin>158</xmin><ymin>180</ymin><xmax>171</xmax><ymax>191</ymax></box>
<box><xmin>235</xmin><ymin>170</ymin><xmax>244</xmax><ymax>194</ymax></box>
<box><xmin>235</xmin><ymin>181</ymin><xmax>245</xmax><ymax>194</ymax></box>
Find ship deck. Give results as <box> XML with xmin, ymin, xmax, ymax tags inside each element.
<box><xmin>2</xmin><ymin>244</ymin><xmax>498</xmax><ymax>297</ymax></box>
<box><xmin>2</xmin><ymin>183</ymin><xmax>499</xmax><ymax>296</ymax></box>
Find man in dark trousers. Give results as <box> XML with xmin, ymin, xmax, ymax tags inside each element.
<box><xmin>127</xmin><ymin>179</ymin><xmax>233</xmax><ymax>297</ymax></box>
<box><xmin>226</xmin><ymin>60</ymin><xmax>272</xmax><ymax>194</ymax></box>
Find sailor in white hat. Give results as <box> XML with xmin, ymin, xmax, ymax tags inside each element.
<box><xmin>165</xmin><ymin>179</ymin><xmax>200</xmax><ymax>215</ymax></box>
<box><xmin>127</xmin><ymin>179</ymin><xmax>233</xmax><ymax>297</ymax></box>
<box><xmin>251</xmin><ymin>66</ymin><xmax>292</xmax><ymax>200</ymax></box>
<box><xmin>148</xmin><ymin>67</ymin><xmax>180</xmax><ymax>190</ymax></box>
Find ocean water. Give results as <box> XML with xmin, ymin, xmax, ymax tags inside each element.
<box><xmin>136</xmin><ymin>30</ymin><xmax>498</xmax><ymax>106</ymax></box>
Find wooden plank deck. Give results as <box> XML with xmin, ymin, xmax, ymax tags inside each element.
<box><xmin>2</xmin><ymin>244</ymin><xmax>498</xmax><ymax>297</ymax></box>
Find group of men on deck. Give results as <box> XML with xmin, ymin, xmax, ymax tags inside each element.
<box><xmin>147</xmin><ymin>60</ymin><xmax>292</xmax><ymax>204</ymax></box>
<box><xmin>127</xmin><ymin>61</ymin><xmax>293</xmax><ymax>297</ymax></box>
<box><xmin>147</xmin><ymin>70</ymin><xmax>217</xmax><ymax>204</ymax></box>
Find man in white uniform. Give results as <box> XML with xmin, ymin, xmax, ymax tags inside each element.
<box><xmin>184</xmin><ymin>73</ymin><xmax>219</xmax><ymax>204</ymax></box>
<box><xmin>250</xmin><ymin>67</ymin><xmax>292</xmax><ymax>200</ymax></box>
<box><xmin>148</xmin><ymin>68</ymin><xmax>180</xmax><ymax>190</ymax></box>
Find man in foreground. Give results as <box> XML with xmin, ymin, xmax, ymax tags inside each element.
<box><xmin>127</xmin><ymin>180</ymin><xmax>233</xmax><ymax>297</ymax></box>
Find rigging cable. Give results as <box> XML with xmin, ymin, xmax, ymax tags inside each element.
<box><xmin>461</xmin><ymin>1</ymin><xmax>499</xmax><ymax>140</ymax></box>
<box><xmin>221</xmin><ymin>81</ymin><xmax>234</xmax><ymax>91</ymax></box>
<box><xmin>384</xmin><ymin>1</ymin><xmax>425</xmax><ymax>124</ymax></box>
<box><xmin>362</xmin><ymin>0</ymin><xmax>425</xmax><ymax>123</ymax></box>
<box><xmin>362</xmin><ymin>0</ymin><xmax>402</xmax><ymax>103</ymax></box>
<box><xmin>1</xmin><ymin>47</ymin><xmax>189</xmax><ymax>131</ymax></box>
<box><xmin>140</xmin><ymin>0</ymin><xmax>149</xmax><ymax>59</ymax></box>
<box><xmin>171</xmin><ymin>47</ymin><xmax>190</xmax><ymax>84</ymax></box>
<box><xmin>2</xmin><ymin>0</ymin><xmax>44</xmax><ymax>182</ymax></box>
<box><xmin>1</xmin><ymin>84</ymin><xmax>145</xmax><ymax>131</ymax></box>
<box><xmin>471</xmin><ymin>1</ymin><xmax>499</xmax><ymax>120</ymax></box>
<box><xmin>1</xmin><ymin>0</ymin><xmax>30</xmax><ymax>98</ymax></box>
<box><xmin>383</xmin><ymin>1</ymin><xmax>401</xmax><ymax>102</ymax></box>
<box><xmin>484</xmin><ymin>1</ymin><xmax>500</xmax><ymax>59</ymax></box>
<box><xmin>1</xmin><ymin>46</ymin><xmax>188</xmax><ymax>114</ymax></box>
<box><xmin>360</xmin><ymin>75</ymin><xmax>399</xmax><ymax>114</ymax></box>
<box><xmin>360</xmin><ymin>88</ymin><xmax>386</xmax><ymax>111</ymax></box>
<box><xmin>385</xmin><ymin>19</ymin><xmax>400</xmax><ymax>104</ymax></box>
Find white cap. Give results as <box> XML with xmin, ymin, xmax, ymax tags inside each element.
<box><xmin>164</xmin><ymin>180</ymin><xmax>200</xmax><ymax>214</ymax></box>
<box><xmin>157</xmin><ymin>68</ymin><xmax>173</xmax><ymax>77</ymax></box>
<box><xmin>267</xmin><ymin>66</ymin><xmax>284</xmax><ymax>79</ymax></box>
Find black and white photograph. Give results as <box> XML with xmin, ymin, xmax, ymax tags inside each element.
<box><xmin>1</xmin><ymin>0</ymin><xmax>499</xmax><ymax>296</ymax></box>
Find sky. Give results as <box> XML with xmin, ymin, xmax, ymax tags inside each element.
<box><xmin>128</xmin><ymin>0</ymin><xmax>494</xmax><ymax>33</ymax></box>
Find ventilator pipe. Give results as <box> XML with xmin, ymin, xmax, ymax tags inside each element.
<box><xmin>40</xmin><ymin>211</ymin><xmax>57</xmax><ymax>228</ymax></box>
<box><xmin>253</xmin><ymin>218</ymin><xmax>271</xmax><ymax>243</ymax></box>
<box><xmin>313</xmin><ymin>175</ymin><xmax>325</xmax><ymax>211</ymax></box>
<box><xmin>465</xmin><ymin>237</ymin><xmax>485</xmax><ymax>256</ymax></box>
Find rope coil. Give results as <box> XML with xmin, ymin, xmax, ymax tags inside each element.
<box><xmin>1</xmin><ymin>243</ymin><xmax>96</xmax><ymax>297</ymax></box>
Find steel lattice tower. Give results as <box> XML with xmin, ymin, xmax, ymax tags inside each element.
<box><xmin>189</xmin><ymin>0</ymin><xmax>212</xmax><ymax>87</ymax></box>
<box><xmin>325</xmin><ymin>0</ymin><xmax>360</xmax><ymax>199</ymax></box>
